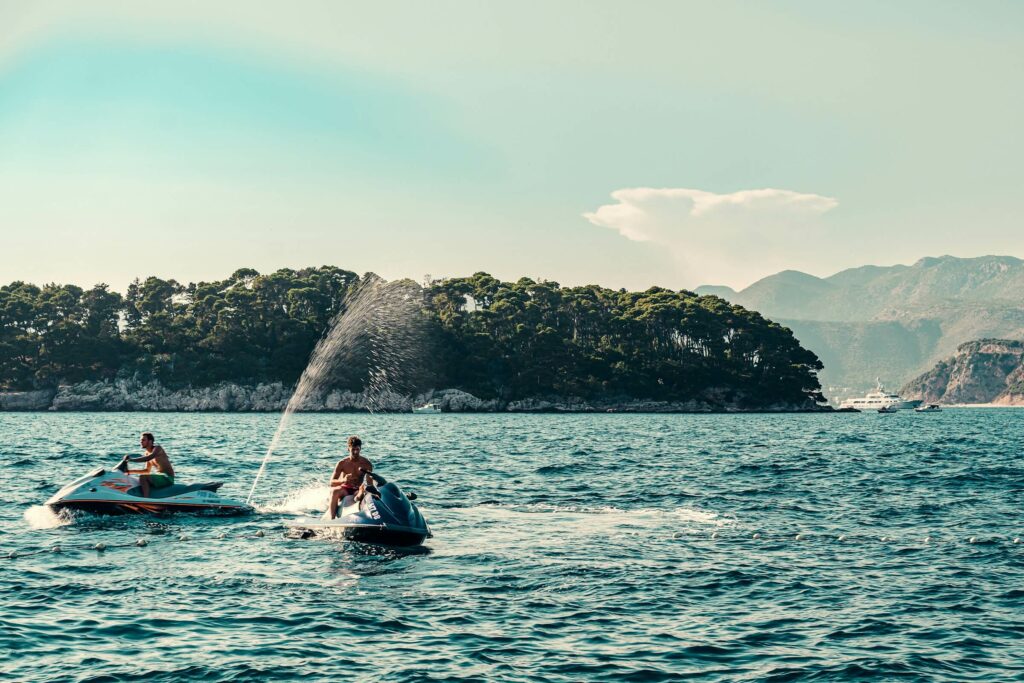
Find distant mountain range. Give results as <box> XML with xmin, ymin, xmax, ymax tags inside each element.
<box><xmin>696</xmin><ymin>255</ymin><xmax>1024</xmax><ymax>396</ymax></box>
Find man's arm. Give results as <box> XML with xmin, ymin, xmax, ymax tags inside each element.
<box><xmin>125</xmin><ymin>452</ymin><xmax>155</xmax><ymax>474</ymax></box>
<box><xmin>329</xmin><ymin>461</ymin><xmax>346</xmax><ymax>486</ymax></box>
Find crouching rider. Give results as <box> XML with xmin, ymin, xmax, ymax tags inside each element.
<box><xmin>126</xmin><ymin>432</ymin><xmax>175</xmax><ymax>498</ymax></box>
<box><xmin>326</xmin><ymin>436</ymin><xmax>373</xmax><ymax>520</ymax></box>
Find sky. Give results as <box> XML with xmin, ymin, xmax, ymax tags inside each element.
<box><xmin>2</xmin><ymin>1</ymin><xmax>1024</xmax><ymax>292</ymax></box>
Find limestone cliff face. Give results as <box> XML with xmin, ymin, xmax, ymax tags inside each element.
<box><xmin>0</xmin><ymin>379</ymin><xmax>826</xmax><ymax>413</ymax></box>
<box><xmin>0</xmin><ymin>389</ymin><xmax>56</xmax><ymax>410</ymax></box>
<box><xmin>900</xmin><ymin>339</ymin><xmax>1024</xmax><ymax>404</ymax></box>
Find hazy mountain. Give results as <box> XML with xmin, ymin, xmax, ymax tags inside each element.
<box><xmin>698</xmin><ymin>255</ymin><xmax>1024</xmax><ymax>322</ymax></box>
<box><xmin>697</xmin><ymin>255</ymin><xmax>1024</xmax><ymax>395</ymax></box>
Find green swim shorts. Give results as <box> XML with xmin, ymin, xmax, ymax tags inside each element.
<box><xmin>147</xmin><ymin>473</ymin><xmax>174</xmax><ymax>489</ymax></box>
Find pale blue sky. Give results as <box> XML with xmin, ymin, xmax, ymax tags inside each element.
<box><xmin>2</xmin><ymin>1</ymin><xmax>1023</xmax><ymax>290</ymax></box>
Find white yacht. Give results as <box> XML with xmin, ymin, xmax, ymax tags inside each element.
<box><xmin>838</xmin><ymin>381</ymin><xmax>920</xmax><ymax>411</ymax></box>
<box><xmin>412</xmin><ymin>403</ymin><xmax>442</xmax><ymax>414</ymax></box>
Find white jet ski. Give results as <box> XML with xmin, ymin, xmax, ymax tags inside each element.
<box><xmin>289</xmin><ymin>471</ymin><xmax>430</xmax><ymax>546</ymax></box>
<box><xmin>45</xmin><ymin>457</ymin><xmax>253</xmax><ymax>515</ymax></box>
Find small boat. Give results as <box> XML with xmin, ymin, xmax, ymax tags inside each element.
<box><xmin>877</xmin><ymin>404</ymin><xmax>899</xmax><ymax>414</ymax></box>
<box><xmin>915</xmin><ymin>403</ymin><xmax>942</xmax><ymax>413</ymax></box>
<box><xmin>46</xmin><ymin>457</ymin><xmax>252</xmax><ymax>515</ymax></box>
<box><xmin>412</xmin><ymin>403</ymin><xmax>442</xmax><ymax>414</ymax></box>
<box><xmin>288</xmin><ymin>471</ymin><xmax>430</xmax><ymax>547</ymax></box>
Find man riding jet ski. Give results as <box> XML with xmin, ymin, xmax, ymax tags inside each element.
<box><xmin>289</xmin><ymin>436</ymin><xmax>430</xmax><ymax>546</ymax></box>
<box><xmin>289</xmin><ymin>469</ymin><xmax>431</xmax><ymax>546</ymax></box>
<box><xmin>45</xmin><ymin>433</ymin><xmax>251</xmax><ymax>515</ymax></box>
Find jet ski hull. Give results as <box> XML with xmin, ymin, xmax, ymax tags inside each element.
<box><xmin>49</xmin><ymin>500</ymin><xmax>251</xmax><ymax>515</ymax></box>
<box><xmin>345</xmin><ymin>525</ymin><xmax>427</xmax><ymax>547</ymax></box>
<box><xmin>45</xmin><ymin>466</ymin><xmax>253</xmax><ymax>516</ymax></box>
<box><xmin>289</xmin><ymin>519</ymin><xmax>429</xmax><ymax>546</ymax></box>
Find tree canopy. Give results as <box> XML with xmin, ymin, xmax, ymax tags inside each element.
<box><xmin>0</xmin><ymin>267</ymin><xmax>825</xmax><ymax>407</ymax></box>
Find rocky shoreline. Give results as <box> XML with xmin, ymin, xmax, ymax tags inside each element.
<box><xmin>0</xmin><ymin>379</ymin><xmax>828</xmax><ymax>413</ymax></box>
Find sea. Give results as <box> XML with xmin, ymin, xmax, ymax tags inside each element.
<box><xmin>1</xmin><ymin>410</ymin><xmax>1022</xmax><ymax>682</ymax></box>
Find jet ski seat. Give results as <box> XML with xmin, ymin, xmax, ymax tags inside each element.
<box><xmin>340</xmin><ymin>495</ymin><xmax>361</xmax><ymax>516</ymax></box>
<box><xmin>125</xmin><ymin>482</ymin><xmax>225</xmax><ymax>499</ymax></box>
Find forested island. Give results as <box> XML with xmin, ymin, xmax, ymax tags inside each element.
<box><xmin>0</xmin><ymin>267</ymin><xmax>827</xmax><ymax>411</ymax></box>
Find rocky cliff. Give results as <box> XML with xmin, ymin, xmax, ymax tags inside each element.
<box><xmin>0</xmin><ymin>389</ymin><xmax>56</xmax><ymax>411</ymax></box>
<box><xmin>0</xmin><ymin>379</ymin><xmax>827</xmax><ymax>413</ymax></box>
<box><xmin>900</xmin><ymin>339</ymin><xmax>1024</xmax><ymax>405</ymax></box>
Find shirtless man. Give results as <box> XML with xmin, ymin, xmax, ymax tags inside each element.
<box><xmin>126</xmin><ymin>432</ymin><xmax>175</xmax><ymax>498</ymax></box>
<box><xmin>326</xmin><ymin>436</ymin><xmax>373</xmax><ymax>520</ymax></box>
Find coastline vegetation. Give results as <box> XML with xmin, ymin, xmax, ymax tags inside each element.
<box><xmin>0</xmin><ymin>267</ymin><xmax>825</xmax><ymax>406</ymax></box>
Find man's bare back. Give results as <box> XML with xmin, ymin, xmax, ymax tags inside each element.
<box><xmin>144</xmin><ymin>445</ymin><xmax>174</xmax><ymax>477</ymax></box>
<box><xmin>127</xmin><ymin>432</ymin><xmax>175</xmax><ymax>498</ymax></box>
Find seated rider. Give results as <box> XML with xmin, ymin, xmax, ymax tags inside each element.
<box><xmin>126</xmin><ymin>432</ymin><xmax>175</xmax><ymax>498</ymax></box>
<box><xmin>327</xmin><ymin>436</ymin><xmax>372</xmax><ymax>520</ymax></box>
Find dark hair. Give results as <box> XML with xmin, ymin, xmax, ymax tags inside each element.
<box><xmin>347</xmin><ymin>436</ymin><xmax>362</xmax><ymax>449</ymax></box>
<box><xmin>141</xmin><ymin>432</ymin><xmax>155</xmax><ymax>443</ymax></box>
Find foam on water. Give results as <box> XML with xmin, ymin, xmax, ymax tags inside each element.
<box><xmin>256</xmin><ymin>484</ymin><xmax>331</xmax><ymax>514</ymax></box>
<box><xmin>22</xmin><ymin>505</ymin><xmax>70</xmax><ymax>530</ymax></box>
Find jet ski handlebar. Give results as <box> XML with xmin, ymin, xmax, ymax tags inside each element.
<box><xmin>115</xmin><ymin>456</ymin><xmax>130</xmax><ymax>473</ymax></box>
<box><xmin>359</xmin><ymin>468</ymin><xmax>387</xmax><ymax>486</ymax></box>
<box><xmin>356</xmin><ymin>468</ymin><xmax>420</xmax><ymax>501</ymax></box>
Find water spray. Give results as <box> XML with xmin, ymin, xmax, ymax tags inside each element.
<box><xmin>245</xmin><ymin>277</ymin><xmax>425</xmax><ymax>505</ymax></box>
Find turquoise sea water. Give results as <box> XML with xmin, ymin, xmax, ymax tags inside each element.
<box><xmin>1</xmin><ymin>410</ymin><xmax>1022</xmax><ymax>681</ymax></box>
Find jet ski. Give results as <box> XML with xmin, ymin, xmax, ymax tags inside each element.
<box><xmin>288</xmin><ymin>471</ymin><xmax>430</xmax><ymax>546</ymax></box>
<box><xmin>45</xmin><ymin>457</ymin><xmax>253</xmax><ymax>515</ymax></box>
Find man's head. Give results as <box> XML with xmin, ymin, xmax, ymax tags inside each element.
<box><xmin>140</xmin><ymin>432</ymin><xmax>155</xmax><ymax>449</ymax></box>
<box><xmin>347</xmin><ymin>435</ymin><xmax>362</xmax><ymax>457</ymax></box>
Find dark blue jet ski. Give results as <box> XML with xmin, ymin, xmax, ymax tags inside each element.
<box><xmin>288</xmin><ymin>471</ymin><xmax>431</xmax><ymax>547</ymax></box>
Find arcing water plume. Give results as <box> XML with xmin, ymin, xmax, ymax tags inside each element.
<box><xmin>246</xmin><ymin>276</ymin><xmax>426</xmax><ymax>505</ymax></box>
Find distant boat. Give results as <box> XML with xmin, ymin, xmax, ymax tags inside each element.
<box><xmin>839</xmin><ymin>380</ymin><xmax>920</xmax><ymax>411</ymax></box>
<box><xmin>413</xmin><ymin>403</ymin><xmax>442</xmax><ymax>414</ymax></box>
<box><xmin>877</xmin><ymin>404</ymin><xmax>899</xmax><ymax>414</ymax></box>
<box><xmin>915</xmin><ymin>403</ymin><xmax>942</xmax><ymax>413</ymax></box>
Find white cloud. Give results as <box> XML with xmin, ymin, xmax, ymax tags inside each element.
<box><xmin>583</xmin><ymin>187</ymin><xmax>838</xmax><ymax>287</ymax></box>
